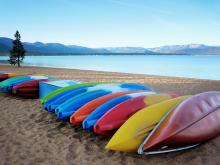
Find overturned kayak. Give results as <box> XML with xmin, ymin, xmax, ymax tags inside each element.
<box><xmin>43</xmin><ymin>82</ymin><xmax>105</xmax><ymax>112</ymax></box>
<box><xmin>0</xmin><ymin>76</ymin><xmax>49</xmax><ymax>92</ymax></box>
<box><xmin>12</xmin><ymin>79</ymin><xmax>49</xmax><ymax>98</ymax></box>
<box><xmin>0</xmin><ymin>76</ymin><xmax>35</xmax><ymax>92</ymax></box>
<box><xmin>0</xmin><ymin>72</ymin><xmax>30</xmax><ymax>82</ymax></box>
<box><xmin>138</xmin><ymin>91</ymin><xmax>220</xmax><ymax>155</ymax></box>
<box><xmin>83</xmin><ymin>91</ymin><xmax>156</xmax><ymax>131</ymax></box>
<box><xmin>94</xmin><ymin>93</ymin><xmax>177</xmax><ymax>136</ymax></box>
<box><xmin>0</xmin><ymin>73</ymin><xmax>8</xmax><ymax>82</ymax></box>
<box><xmin>105</xmin><ymin>96</ymin><xmax>189</xmax><ymax>152</ymax></box>
<box><xmin>40</xmin><ymin>82</ymin><xmax>105</xmax><ymax>104</ymax></box>
<box><xmin>70</xmin><ymin>91</ymin><xmax>142</xmax><ymax>125</ymax></box>
<box><xmin>55</xmin><ymin>83</ymin><xmax>152</xmax><ymax>120</ymax></box>
<box><xmin>39</xmin><ymin>80</ymin><xmax>81</xmax><ymax>98</ymax></box>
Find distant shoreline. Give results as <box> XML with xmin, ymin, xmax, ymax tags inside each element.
<box><xmin>1</xmin><ymin>52</ymin><xmax>220</xmax><ymax>56</ymax></box>
<box><xmin>1</xmin><ymin>37</ymin><xmax>220</xmax><ymax>55</ymax></box>
<box><xmin>0</xmin><ymin>52</ymin><xmax>190</xmax><ymax>56</ymax></box>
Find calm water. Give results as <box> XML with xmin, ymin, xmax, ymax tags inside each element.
<box><xmin>0</xmin><ymin>55</ymin><xmax>220</xmax><ymax>80</ymax></box>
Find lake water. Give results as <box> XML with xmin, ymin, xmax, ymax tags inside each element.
<box><xmin>0</xmin><ymin>55</ymin><xmax>220</xmax><ymax>80</ymax></box>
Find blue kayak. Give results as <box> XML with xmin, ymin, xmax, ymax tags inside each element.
<box><xmin>43</xmin><ymin>84</ymin><xmax>103</xmax><ymax>111</ymax></box>
<box><xmin>55</xmin><ymin>83</ymin><xmax>153</xmax><ymax>120</ymax></box>
<box><xmin>56</xmin><ymin>89</ymin><xmax>111</xmax><ymax>120</ymax></box>
<box><xmin>82</xmin><ymin>91</ymin><xmax>157</xmax><ymax>130</ymax></box>
<box><xmin>46</xmin><ymin>87</ymin><xmax>90</xmax><ymax>112</ymax></box>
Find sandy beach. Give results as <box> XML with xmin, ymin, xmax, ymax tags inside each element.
<box><xmin>1</xmin><ymin>64</ymin><xmax>220</xmax><ymax>165</ymax></box>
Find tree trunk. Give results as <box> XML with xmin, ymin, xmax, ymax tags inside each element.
<box><xmin>18</xmin><ymin>56</ymin><xmax>20</xmax><ymax>67</ymax></box>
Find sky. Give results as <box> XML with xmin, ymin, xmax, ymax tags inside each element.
<box><xmin>1</xmin><ymin>0</ymin><xmax>220</xmax><ymax>48</ymax></box>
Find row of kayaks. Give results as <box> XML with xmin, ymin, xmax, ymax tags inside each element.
<box><xmin>39</xmin><ymin>79</ymin><xmax>220</xmax><ymax>154</ymax></box>
<box><xmin>0</xmin><ymin>72</ymin><xmax>28</xmax><ymax>81</ymax></box>
<box><xmin>0</xmin><ymin>72</ymin><xmax>57</xmax><ymax>98</ymax></box>
<box><xmin>1</xmin><ymin>72</ymin><xmax>220</xmax><ymax>155</ymax></box>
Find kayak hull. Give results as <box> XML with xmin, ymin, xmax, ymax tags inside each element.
<box><xmin>12</xmin><ymin>79</ymin><xmax>48</xmax><ymax>97</ymax></box>
<box><xmin>139</xmin><ymin>91</ymin><xmax>220</xmax><ymax>154</ymax></box>
<box><xmin>0</xmin><ymin>74</ymin><xmax>9</xmax><ymax>82</ymax></box>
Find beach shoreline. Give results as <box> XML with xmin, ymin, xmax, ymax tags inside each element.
<box><xmin>1</xmin><ymin>62</ymin><xmax>220</xmax><ymax>82</ymax></box>
<box><xmin>1</xmin><ymin>64</ymin><xmax>220</xmax><ymax>165</ymax></box>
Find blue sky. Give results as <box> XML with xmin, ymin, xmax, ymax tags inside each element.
<box><xmin>1</xmin><ymin>0</ymin><xmax>220</xmax><ymax>47</ymax></box>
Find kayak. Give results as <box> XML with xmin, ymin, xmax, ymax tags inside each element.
<box><xmin>14</xmin><ymin>87</ymin><xmax>39</xmax><ymax>93</ymax></box>
<box><xmin>83</xmin><ymin>91</ymin><xmax>157</xmax><ymax>131</ymax></box>
<box><xmin>0</xmin><ymin>76</ymin><xmax>49</xmax><ymax>92</ymax></box>
<box><xmin>94</xmin><ymin>93</ymin><xmax>177</xmax><ymax>136</ymax></box>
<box><xmin>0</xmin><ymin>72</ymin><xmax>30</xmax><ymax>82</ymax></box>
<box><xmin>0</xmin><ymin>76</ymin><xmax>34</xmax><ymax>92</ymax></box>
<box><xmin>70</xmin><ymin>91</ymin><xmax>144</xmax><ymax>125</ymax></box>
<box><xmin>12</xmin><ymin>79</ymin><xmax>49</xmax><ymax>98</ymax></box>
<box><xmin>40</xmin><ymin>82</ymin><xmax>106</xmax><ymax>104</ymax></box>
<box><xmin>105</xmin><ymin>96</ymin><xmax>189</xmax><ymax>152</ymax></box>
<box><xmin>138</xmin><ymin>91</ymin><xmax>220</xmax><ymax>155</ymax></box>
<box><xmin>43</xmin><ymin>82</ymin><xmax>106</xmax><ymax>111</ymax></box>
<box><xmin>0</xmin><ymin>73</ymin><xmax>8</xmax><ymax>82</ymax></box>
<box><xmin>39</xmin><ymin>80</ymin><xmax>81</xmax><ymax>98</ymax></box>
<box><xmin>55</xmin><ymin>83</ymin><xmax>152</xmax><ymax>120</ymax></box>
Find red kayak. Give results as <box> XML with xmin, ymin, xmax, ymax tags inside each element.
<box><xmin>12</xmin><ymin>79</ymin><xmax>48</xmax><ymax>98</ymax></box>
<box><xmin>0</xmin><ymin>74</ymin><xmax>10</xmax><ymax>82</ymax></box>
<box><xmin>138</xmin><ymin>91</ymin><xmax>220</xmax><ymax>155</ymax></box>
<box><xmin>14</xmin><ymin>87</ymin><xmax>39</xmax><ymax>94</ymax></box>
<box><xmin>94</xmin><ymin>93</ymin><xmax>177</xmax><ymax>136</ymax></box>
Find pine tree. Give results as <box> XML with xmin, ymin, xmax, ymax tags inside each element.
<box><xmin>9</xmin><ymin>31</ymin><xmax>26</xmax><ymax>67</ymax></box>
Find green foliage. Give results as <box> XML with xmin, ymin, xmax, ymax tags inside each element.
<box><xmin>9</xmin><ymin>31</ymin><xmax>26</xmax><ymax>67</ymax></box>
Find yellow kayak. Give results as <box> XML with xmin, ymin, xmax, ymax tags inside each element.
<box><xmin>105</xmin><ymin>96</ymin><xmax>189</xmax><ymax>152</ymax></box>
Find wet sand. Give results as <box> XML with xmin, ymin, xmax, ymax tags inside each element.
<box><xmin>1</xmin><ymin>64</ymin><xmax>220</xmax><ymax>165</ymax></box>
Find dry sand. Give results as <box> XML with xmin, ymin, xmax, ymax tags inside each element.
<box><xmin>1</xmin><ymin>64</ymin><xmax>220</xmax><ymax>165</ymax></box>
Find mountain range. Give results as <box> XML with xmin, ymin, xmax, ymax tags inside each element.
<box><xmin>1</xmin><ymin>37</ymin><xmax>220</xmax><ymax>55</ymax></box>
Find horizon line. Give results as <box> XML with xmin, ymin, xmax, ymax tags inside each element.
<box><xmin>1</xmin><ymin>36</ymin><xmax>220</xmax><ymax>49</ymax></box>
